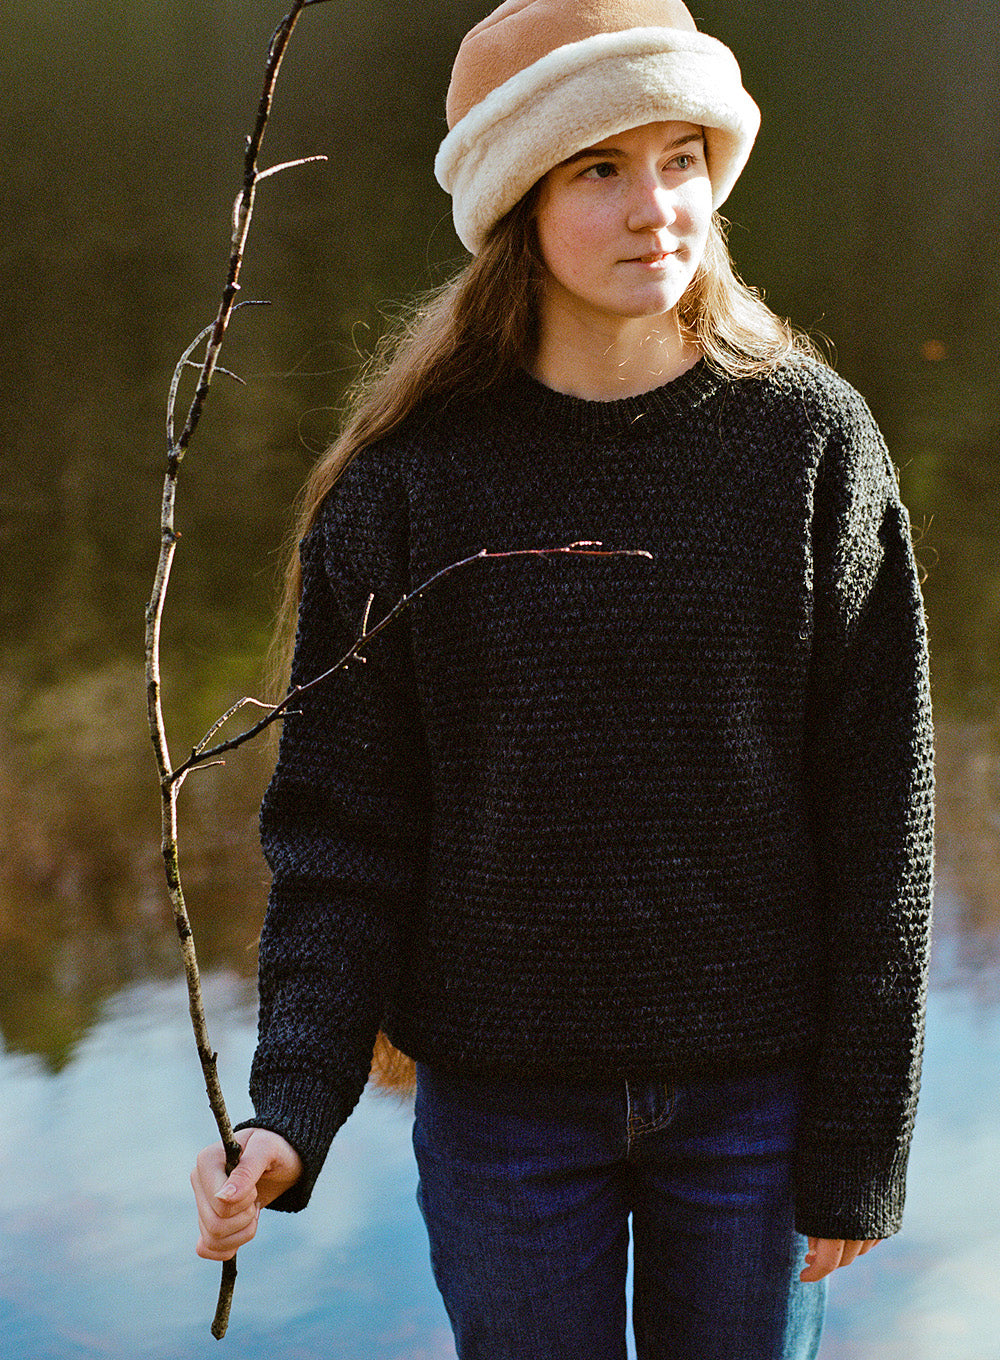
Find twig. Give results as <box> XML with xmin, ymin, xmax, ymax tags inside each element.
<box><xmin>182</xmin><ymin>360</ymin><xmax>248</xmax><ymax>386</ymax></box>
<box><xmin>144</xmin><ymin>0</ymin><xmax>327</xmax><ymax>1339</ymax></box>
<box><xmin>170</xmin><ymin>4</ymin><xmax>327</xmax><ymax>474</ymax></box>
<box><xmin>196</xmin><ymin>696</ymin><xmax>275</xmax><ymax>756</ymax></box>
<box><xmin>256</xmin><ymin>154</ymin><xmax>329</xmax><ymax>182</ymax></box>
<box><xmin>167</xmin><ymin>303</ymin><xmax>269</xmax><ymax>450</ymax></box>
<box><xmin>167</xmin><ymin>542</ymin><xmax>653</xmax><ymax>784</ymax></box>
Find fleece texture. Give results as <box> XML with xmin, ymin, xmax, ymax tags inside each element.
<box><xmin>237</xmin><ymin>358</ymin><xmax>934</xmax><ymax>1242</ymax></box>
<box><xmin>435</xmin><ymin>0</ymin><xmax>760</xmax><ymax>251</ymax></box>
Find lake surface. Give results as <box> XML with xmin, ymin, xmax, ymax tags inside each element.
<box><xmin>1</xmin><ymin>0</ymin><xmax>998</xmax><ymax>1356</ymax></box>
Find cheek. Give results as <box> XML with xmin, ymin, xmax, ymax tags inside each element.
<box><xmin>684</xmin><ymin>181</ymin><xmax>714</xmax><ymax>245</ymax></box>
<box><xmin>536</xmin><ymin>205</ymin><xmax>611</xmax><ymax>284</ymax></box>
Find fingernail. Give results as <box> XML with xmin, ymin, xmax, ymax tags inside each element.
<box><xmin>216</xmin><ymin>1182</ymin><xmax>238</xmax><ymax>1201</ymax></box>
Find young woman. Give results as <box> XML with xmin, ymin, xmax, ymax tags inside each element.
<box><xmin>191</xmin><ymin>2</ymin><xmax>935</xmax><ymax>1356</ymax></box>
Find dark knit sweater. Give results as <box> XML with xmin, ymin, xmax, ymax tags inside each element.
<box><xmin>239</xmin><ymin>357</ymin><xmax>934</xmax><ymax>1241</ymax></box>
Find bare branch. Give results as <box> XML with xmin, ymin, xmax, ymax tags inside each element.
<box><xmin>144</xmin><ymin>0</ymin><xmax>329</xmax><ymax>1338</ymax></box>
<box><xmin>148</xmin><ymin>0</ymin><xmax>652</xmax><ymax>1338</ymax></box>
<box><xmin>167</xmin><ymin>323</ymin><xmax>214</xmax><ymax>451</ymax></box>
<box><xmin>180</xmin><ymin>757</ymin><xmax>228</xmax><ymax>777</ymax></box>
<box><xmin>195</xmin><ymin>696</ymin><xmax>274</xmax><ymax>756</ymax></box>
<box><xmin>165</xmin><ymin>542</ymin><xmax>652</xmax><ymax>786</ymax></box>
<box><xmin>167</xmin><ymin>302</ymin><xmax>270</xmax><ymax>452</ymax></box>
<box><xmin>256</xmin><ymin>153</ymin><xmax>329</xmax><ymax>182</ymax></box>
<box><xmin>172</xmin><ymin>759</ymin><xmax>229</xmax><ymax>794</ymax></box>
<box><xmin>172</xmin><ymin>0</ymin><xmax>314</xmax><ymax>468</ymax></box>
<box><xmin>184</xmin><ymin>360</ymin><xmax>247</xmax><ymax>387</ymax></box>
<box><xmin>482</xmin><ymin>540</ymin><xmax>654</xmax><ymax>561</ymax></box>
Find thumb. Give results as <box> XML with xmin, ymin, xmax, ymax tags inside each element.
<box><xmin>215</xmin><ymin>1131</ymin><xmax>264</xmax><ymax>1202</ymax></box>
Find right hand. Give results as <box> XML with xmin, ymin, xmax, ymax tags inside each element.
<box><xmin>191</xmin><ymin>1126</ymin><xmax>303</xmax><ymax>1260</ymax></box>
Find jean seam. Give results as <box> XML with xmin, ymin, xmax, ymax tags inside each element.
<box><xmin>625</xmin><ymin>1081</ymin><xmax>675</xmax><ymax>1154</ymax></box>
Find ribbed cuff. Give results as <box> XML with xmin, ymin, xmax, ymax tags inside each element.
<box><xmin>235</xmin><ymin>1072</ymin><xmax>360</xmax><ymax>1213</ymax></box>
<box><xmin>794</xmin><ymin>1140</ymin><xmax>911</xmax><ymax>1240</ymax></box>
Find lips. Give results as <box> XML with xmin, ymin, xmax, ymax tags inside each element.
<box><xmin>624</xmin><ymin>249</ymin><xmax>675</xmax><ymax>266</ymax></box>
<box><xmin>623</xmin><ymin>244</ymin><xmax>678</xmax><ymax>264</ymax></box>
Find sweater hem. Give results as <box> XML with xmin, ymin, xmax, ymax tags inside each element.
<box><xmin>386</xmin><ymin>1025</ymin><xmax>819</xmax><ymax>1087</ymax></box>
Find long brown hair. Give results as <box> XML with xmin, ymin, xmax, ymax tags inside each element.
<box><xmin>271</xmin><ymin>184</ymin><xmax>545</xmax><ymax>684</ymax></box>
<box><xmin>273</xmin><ymin>196</ymin><xmax>816</xmax><ymax>1097</ymax></box>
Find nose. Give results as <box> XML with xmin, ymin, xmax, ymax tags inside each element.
<box><xmin>626</xmin><ymin>172</ymin><xmax>677</xmax><ymax>234</ymax></box>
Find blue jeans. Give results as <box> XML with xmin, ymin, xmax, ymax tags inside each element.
<box><xmin>413</xmin><ymin>1064</ymin><xmax>826</xmax><ymax>1360</ymax></box>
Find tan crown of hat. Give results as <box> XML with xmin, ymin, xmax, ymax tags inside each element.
<box><xmin>435</xmin><ymin>0</ymin><xmax>761</xmax><ymax>253</ymax></box>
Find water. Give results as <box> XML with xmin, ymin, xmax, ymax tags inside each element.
<box><xmin>0</xmin><ymin>975</ymin><xmax>450</xmax><ymax>1360</ymax></box>
<box><xmin>1</xmin><ymin>0</ymin><xmax>998</xmax><ymax>1355</ymax></box>
<box><xmin>1</xmin><ymin>937</ymin><xmax>998</xmax><ymax>1359</ymax></box>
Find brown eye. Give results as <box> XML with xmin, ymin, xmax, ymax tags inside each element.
<box><xmin>583</xmin><ymin>161</ymin><xmax>617</xmax><ymax>180</ymax></box>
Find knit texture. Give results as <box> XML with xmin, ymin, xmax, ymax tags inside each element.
<box><xmin>238</xmin><ymin>358</ymin><xmax>934</xmax><ymax>1240</ymax></box>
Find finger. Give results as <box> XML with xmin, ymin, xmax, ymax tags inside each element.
<box><xmin>800</xmin><ymin>1238</ymin><xmax>845</xmax><ymax>1283</ymax></box>
<box><xmin>195</xmin><ymin>1202</ymin><xmax>260</xmax><ymax>1260</ymax></box>
<box><xmin>193</xmin><ymin>1141</ymin><xmax>230</xmax><ymax>1199</ymax></box>
<box><xmin>192</xmin><ymin>1169</ymin><xmax>260</xmax><ymax>1253</ymax></box>
<box><xmin>215</xmin><ymin>1128</ymin><xmax>280</xmax><ymax>1204</ymax></box>
<box><xmin>837</xmin><ymin>1240</ymin><xmax>864</xmax><ymax>1268</ymax></box>
<box><xmin>191</xmin><ymin>1134</ymin><xmax>258</xmax><ymax>1226</ymax></box>
<box><xmin>192</xmin><ymin>1169</ymin><xmax>258</xmax><ymax>1232</ymax></box>
<box><xmin>190</xmin><ymin>1158</ymin><xmax>250</xmax><ymax>1221</ymax></box>
<box><xmin>199</xmin><ymin>1129</ymin><xmax>264</xmax><ymax>1212</ymax></box>
<box><xmin>857</xmin><ymin>1239</ymin><xmax>882</xmax><ymax>1256</ymax></box>
<box><xmin>191</xmin><ymin>1160</ymin><xmax>230</xmax><ymax>1225</ymax></box>
<box><xmin>191</xmin><ymin>1168</ymin><xmax>258</xmax><ymax>1244</ymax></box>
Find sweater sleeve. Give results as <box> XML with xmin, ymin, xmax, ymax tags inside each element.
<box><xmin>795</xmin><ymin>381</ymin><xmax>934</xmax><ymax>1240</ymax></box>
<box><xmin>236</xmin><ymin>450</ymin><xmax>431</xmax><ymax>1212</ymax></box>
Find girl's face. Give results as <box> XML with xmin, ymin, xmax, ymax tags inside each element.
<box><xmin>533</xmin><ymin>121</ymin><xmax>713</xmax><ymax>329</ymax></box>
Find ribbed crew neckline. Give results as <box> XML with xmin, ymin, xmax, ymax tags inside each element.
<box><xmin>502</xmin><ymin>358</ymin><xmax>728</xmax><ymax>436</ymax></box>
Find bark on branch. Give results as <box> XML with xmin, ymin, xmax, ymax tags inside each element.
<box><xmin>168</xmin><ymin>542</ymin><xmax>653</xmax><ymax>786</ymax></box>
<box><xmin>144</xmin><ymin>0</ymin><xmax>328</xmax><ymax>1339</ymax></box>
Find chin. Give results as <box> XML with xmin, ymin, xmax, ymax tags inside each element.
<box><xmin>614</xmin><ymin>292</ymin><xmax>685</xmax><ymax>319</ymax></box>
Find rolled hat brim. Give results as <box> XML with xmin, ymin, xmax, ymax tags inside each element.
<box><xmin>436</xmin><ymin>27</ymin><xmax>760</xmax><ymax>254</ymax></box>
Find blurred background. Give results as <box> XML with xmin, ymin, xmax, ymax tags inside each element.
<box><xmin>1</xmin><ymin>1</ymin><xmax>997</xmax><ymax>1356</ymax></box>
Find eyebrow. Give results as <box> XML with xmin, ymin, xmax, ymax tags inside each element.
<box><xmin>558</xmin><ymin>132</ymin><xmax>704</xmax><ymax>167</ymax></box>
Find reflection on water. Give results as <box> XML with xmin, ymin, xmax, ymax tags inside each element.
<box><xmin>0</xmin><ymin>975</ymin><xmax>451</xmax><ymax>1360</ymax></box>
<box><xmin>821</xmin><ymin>921</ymin><xmax>1000</xmax><ymax>1360</ymax></box>
<box><xmin>1</xmin><ymin>0</ymin><xmax>998</xmax><ymax>1354</ymax></box>
<box><xmin>0</xmin><ymin>945</ymin><xmax>998</xmax><ymax>1360</ymax></box>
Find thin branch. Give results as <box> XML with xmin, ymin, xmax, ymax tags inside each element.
<box><xmin>173</xmin><ymin>759</ymin><xmax>227</xmax><ymax>794</ymax></box>
<box><xmin>172</xmin><ymin>0</ymin><xmax>316</xmax><ymax>470</ymax></box>
<box><xmin>167</xmin><ymin>323</ymin><xmax>214</xmax><ymax>452</ymax></box>
<box><xmin>183</xmin><ymin>360</ymin><xmax>247</xmax><ymax>386</ymax></box>
<box><xmin>256</xmin><ymin>153</ymin><xmax>329</xmax><ymax>182</ymax></box>
<box><xmin>144</xmin><ymin>0</ymin><xmax>326</xmax><ymax>1339</ymax></box>
<box><xmin>166</xmin><ymin>542</ymin><xmax>652</xmax><ymax>786</ymax></box>
<box><xmin>195</xmin><ymin>696</ymin><xmax>274</xmax><ymax>756</ymax></box>
<box><xmin>166</xmin><ymin>303</ymin><xmax>270</xmax><ymax>454</ymax></box>
<box><xmin>147</xmin><ymin>0</ymin><xmax>652</xmax><ymax>1340</ymax></box>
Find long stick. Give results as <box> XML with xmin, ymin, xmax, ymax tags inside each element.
<box><xmin>144</xmin><ymin>1</ymin><xmax>331</xmax><ymax>1338</ymax></box>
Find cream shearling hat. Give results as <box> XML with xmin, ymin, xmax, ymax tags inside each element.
<box><xmin>435</xmin><ymin>0</ymin><xmax>761</xmax><ymax>254</ymax></box>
